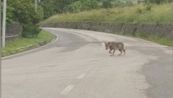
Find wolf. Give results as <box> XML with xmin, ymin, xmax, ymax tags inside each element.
<box><xmin>104</xmin><ymin>41</ymin><xmax>126</xmax><ymax>56</ymax></box>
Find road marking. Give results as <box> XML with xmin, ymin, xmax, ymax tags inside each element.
<box><xmin>77</xmin><ymin>73</ymin><xmax>86</xmax><ymax>79</ymax></box>
<box><xmin>61</xmin><ymin>85</ymin><xmax>74</xmax><ymax>95</ymax></box>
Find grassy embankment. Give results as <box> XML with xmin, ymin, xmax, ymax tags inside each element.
<box><xmin>41</xmin><ymin>3</ymin><xmax>173</xmax><ymax>46</ymax></box>
<box><xmin>2</xmin><ymin>30</ymin><xmax>55</xmax><ymax>57</ymax></box>
<box><xmin>42</xmin><ymin>3</ymin><xmax>172</xmax><ymax>23</ymax></box>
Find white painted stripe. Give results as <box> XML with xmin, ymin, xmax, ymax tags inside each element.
<box><xmin>61</xmin><ymin>85</ymin><xmax>74</xmax><ymax>95</ymax></box>
<box><xmin>77</xmin><ymin>73</ymin><xmax>86</xmax><ymax>79</ymax></box>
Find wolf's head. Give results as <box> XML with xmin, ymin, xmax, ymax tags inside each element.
<box><xmin>104</xmin><ymin>42</ymin><xmax>110</xmax><ymax>50</ymax></box>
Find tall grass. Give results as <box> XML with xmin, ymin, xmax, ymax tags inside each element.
<box><xmin>41</xmin><ymin>3</ymin><xmax>173</xmax><ymax>25</ymax></box>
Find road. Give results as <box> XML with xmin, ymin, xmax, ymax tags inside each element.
<box><xmin>2</xmin><ymin>28</ymin><xmax>173</xmax><ymax>98</ymax></box>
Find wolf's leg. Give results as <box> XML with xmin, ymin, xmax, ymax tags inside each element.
<box><xmin>111</xmin><ymin>49</ymin><xmax>116</xmax><ymax>56</ymax></box>
<box><xmin>118</xmin><ymin>49</ymin><xmax>122</xmax><ymax>56</ymax></box>
<box><xmin>109</xmin><ymin>49</ymin><xmax>112</xmax><ymax>54</ymax></box>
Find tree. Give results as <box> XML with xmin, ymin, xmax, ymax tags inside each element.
<box><xmin>8</xmin><ymin>0</ymin><xmax>43</xmax><ymax>24</ymax></box>
<box><xmin>145</xmin><ymin>0</ymin><xmax>172</xmax><ymax>4</ymax></box>
<box><xmin>68</xmin><ymin>0</ymin><xmax>100</xmax><ymax>12</ymax></box>
<box><xmin>102</xmin><ymin>0</ymin><xmax>113</xmax><ymax>8</ymax></box>
<box><xmin>40</xmin><ymin>0</ymin><xmax>79</xmax><ymax>18</ymax></box>
<box><xmin>7</xmin><ymin>0</ymin><xmax>43</xmax><ymax>37</ymax></box>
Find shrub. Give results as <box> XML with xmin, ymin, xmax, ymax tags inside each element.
<box><xmin>102</xmin><ymin>0</ymin><xmax>113</xmax><ymax>8</ymax></box>
<box><xmin>145</xmin><ymin>4</ymin><xmax>152</xmax><ymax>11</ymax></box>
<box><xmin>22</xmin><ymin>24</ymin><xmax>41</xmax><ymax>38</ymax></box>
<box><xmin>136</xmin><ymin>8</ymin><xmax>143</xmax><ymax>14</ymax></box>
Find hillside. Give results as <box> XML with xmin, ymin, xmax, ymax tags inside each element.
<box><xmin>41</xmin><ymin>3</ymin><xmax>172</xmax><ymax>25</ymax></box>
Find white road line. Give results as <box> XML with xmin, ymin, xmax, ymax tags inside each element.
<box><xmin>77</xmin><ymin>73</ymin><xmax>86</xmax><ymax>79</ymax></box>
<box><xmin>61</xmin><ymin>85</ymin><xmax>74</xmax><ymax>95</ymax></box>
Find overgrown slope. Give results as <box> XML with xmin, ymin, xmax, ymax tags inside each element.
<box><xmin>41</xmin><ymin>3</ymin><xmax>172</xmax><ymax>25</ymax></box>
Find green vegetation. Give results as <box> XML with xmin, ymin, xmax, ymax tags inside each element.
<box><xmin>137</xmin><ymin>33</ymin><xmax>173</xmax><ymax>46</ymax></box>
<box><xmin>145</xmin><ymin>0</ymin><xmax>172</xmax><ymax>4</ymax></box>
<box><xmin>41</xmin><ymin>3</ymin><xmax>172</xmax><ymax>25</ymax></box>
<box><xmin>7</xmin><ymin>0</ymin><xmax>43</xmax><ymax>37</ymax></box>
<box><xmin>2</xmin><ymin>31</ymin><xmax>55</xmax><ymax>57</ymax></box>
<box><xmin>125</xmin><ymin>32</ymin><xmax>173</xmax><ymax>46</ymax></box>
<box><xmin>39</xmin><ymin>0</ymin><xmax>172</xmax><ymax>17</ymax></box>
<box><xmin>40</xmin><ymin>0</ymin><xmax>135</xmax><ymax>18</ymax></box>
<box><xmin>7</xmin><ymin>0</ymin><xmax>173</xmax><ymax>24</ymax></box>
<box><xmin>7</xmin><ymin>0</ymin><xmax>173</xmax><ymax>35</ymax></box>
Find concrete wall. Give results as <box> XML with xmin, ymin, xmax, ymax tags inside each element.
<box><xmin>42</xmin><ymin>22</ymin><xmax>173</xmax><ymax>39</ymax></box>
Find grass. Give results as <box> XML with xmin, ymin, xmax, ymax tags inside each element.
<box><xmin>2</xmin><ymin>30</ymin><xmax>55</xmax><ymax>57</ymax></box>
<box><xmin>133</xmin><ymin>32</ymin><xmax>173</xmax><ymax>46</ymax></box>
<box><xmin>114</xmin><ymin>31</ymin><xmax>173</xmax><ymax>46</ymax></box>
<box><xmin>41</xmin><ymin>3</ymin><xmax>173</xmax><ymax>25</ymax></box>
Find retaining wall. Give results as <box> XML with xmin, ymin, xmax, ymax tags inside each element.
<box><xmin>42</xmin><ymin>22</ymin><xmax>173</xmax><ymax>39</ymax></box>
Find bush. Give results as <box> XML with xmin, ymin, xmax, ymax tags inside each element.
<box><xmin>136</xmin><ymin>8</ymin><xmax>143</xmax><ymax>14</ymax></box>
<box><xmin>22</xmin><ymin>24</ymin><xmax>41</xmax><ymax>38</ymax></box>
<box><xmin>145</xmin><ymin>4</ymin><xmax>152</xmax><ymax>11</ymax></box>
<box><xmin>68</xmin><ymin>0</ymin><xmax>100</xmax><ymax>12</ymax></box>
<box><xmin>102</xmin><ymin>0</ymin><xmax>113</xmax><ymax>8</ymax></box>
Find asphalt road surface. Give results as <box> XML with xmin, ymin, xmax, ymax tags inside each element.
<box><xmin>2</xmin><ymin>28</ymin><xmax>173</xmax><ymax>98</ymax></box>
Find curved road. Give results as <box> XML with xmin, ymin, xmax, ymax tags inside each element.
<box><xmin>2</xmin><ymin>28</ymin><xmax>173</xmax><ymax>98</ymax></box>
